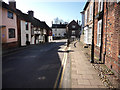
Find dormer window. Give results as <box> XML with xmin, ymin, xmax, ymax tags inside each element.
<box><xmin>98</xmin><ymin>0</ymin><xmax>103</xmax><ymax>13</ymax></box>
<box><xmin>72</xmin><ymin>25</ymin><xmax>75</xmax><ymax>28</ymax></box>
<box><xmin>8</xmin><ymin>11</ymin><xmax>13</xmax><ymax>19</ymax></box>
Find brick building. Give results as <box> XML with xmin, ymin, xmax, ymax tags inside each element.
<box><xmin>66</xmin><ymin>20</ymin><xmax>81</xmax><ymax>41</ymax></box>
<box><xmin>94</xmin><ymin>1</ymin><xmax>120</xmax><ymax>78</ymax></box>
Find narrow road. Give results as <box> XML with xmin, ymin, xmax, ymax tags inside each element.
<box><xmin>2</xmin><ymin>40</ymin><xmax>67</xmax><ymax>88</ymax></box>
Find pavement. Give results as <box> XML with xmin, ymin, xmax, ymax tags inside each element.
<box><xmin>69</xmin><ymin>40</ymin><xmax>107</xmax><ymax>88</ymax></box>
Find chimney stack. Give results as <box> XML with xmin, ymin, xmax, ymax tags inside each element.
<box><xmin>77</xmin><ymin>20</ymin><xmax>78</xmax><ymax>24</ymax></box>
<box><xmin>28</xmin><ymin>10</ymin><xmax>34</xmax><ymax>17</ymax></box>
<box><xmin>9</xmin><ymin>0</ymin><xmax>16</xmax><ymax>9</ymax></box>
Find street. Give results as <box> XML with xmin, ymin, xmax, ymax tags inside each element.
<box><xmin>2</xmin><ymin>39</ymin><xmax>67</xmax><ymax>88</ymax></box>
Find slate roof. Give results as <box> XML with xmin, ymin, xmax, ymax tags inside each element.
<box><xmin>52</xmin><ymin>24</ymin><xmax>67</xmax><ymax>28</ymax></box>
<box><xmin>83</xmin><ymin>0</ymin><xmax>90</xmax><ymax>11</ymax></box>
<box><xmin>16</xmin><ymin>9</ymin><xmax>50</xmax><ymax>29</ymax></box>
<box><xmin>67</xmin><ymin>20</ymin><xmax>81</xmax><ymax>28</ymax></box>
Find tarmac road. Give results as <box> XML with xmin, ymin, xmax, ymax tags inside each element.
<box><xmin>2</xmin><ymin>40</ymin><xmax>67</xmax><ymax>88</ymax></box>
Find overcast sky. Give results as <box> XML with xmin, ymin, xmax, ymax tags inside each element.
<box><xmin>3</xmin><ymin>0</ymin><xmax>87</xmax><ymax>27</ymax></box>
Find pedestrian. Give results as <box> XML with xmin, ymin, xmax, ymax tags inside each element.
<box><xmin>67</xmin><ymin>39</ymin><xmax>70</xmax><ymax>47</ymax></box>
<box><xmin>74</xmin><ymin>41</ymin><xmax>77</xmax><ymax>47</ymax></box>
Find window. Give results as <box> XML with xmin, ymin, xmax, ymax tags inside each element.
<box><xmin>87</xmin><ymin>9</ymin><xmax>89</xmax><ymax>23</ymax></box>
<box><xmin>25</xmin><ymin>22</ymin><xmax>29</xmax><ymax>30</ymax></box>
<box><xmin>72</xmin><ymin>30</ymin><xmax>75</xmax><ymax>35</ymax></box>
<box><xmin>117</xmin><ymin>0</ymin><xmax>120</xmax><ymax>3</ymax></box>
<box><xmin>8</xmin><ymin>28</ymin><xmax>15</xmax><ymax>38</ymax></box>
<box><xmin>8</xmin><ymin>11</ymin><xmax>13</xmax><ymax>19</ymax></box>
<box><xmin>85</xmin><ymin>11</ymin><xmax>87</xmax><ymax>24</ymax></box>
<box><xmin>26</xmin><ymin>34</ymin><xmax>29</xmax><ymax>41</ymax></box>
<box><xmin>72</xmin><ymin>25</ymin><xmax>75</xmax><ymax>28</ymax></box>
<box><xmin>97</xmin><ymin>20</ymin><xmax>102</xmax><ymax>47</ymax></box>
<box><xmin>89</xmin><ymin>5</ymin><xmax>93</xmax><ymax>21</ymax></box>
<box><xmin>98</xmin><ymin>0</ymin><xmax>103</xmax><ymax>12</ymax></box>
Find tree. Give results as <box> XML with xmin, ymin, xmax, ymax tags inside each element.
<box><xmin>53</xmin><ymin>17</ymin><xmax>68</xmax><ymax>24</ymax></box>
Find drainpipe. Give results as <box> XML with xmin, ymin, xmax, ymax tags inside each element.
<box><xmin>99</xmin><ymin>2</ymin><xmax>104</xmax><ymax>63</ymax></box>
<box><xmin>90</xmin><ymin>1</ymin><xmax>95</xmax><ymax>63</ymax></box>
<box><xmin>103</xmin><ymin>1</ymin><xmax>108</xmax><ymax>64</ymax></box>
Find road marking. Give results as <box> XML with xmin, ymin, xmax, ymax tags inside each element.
<box><xmin>59</xmin><ymin>47</ymin><xmax>70</xmax><ymax>88</ymax></box>
<box><xmin>59</xmin><ymin>52</ymin><xmax>67</xmax><ymax>88</ymax></box>
<box><xmin>53</xmin><ymin>46</ymin><xmax>67</xmax><ymax>89</ymax></box>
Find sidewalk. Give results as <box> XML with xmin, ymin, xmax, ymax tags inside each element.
<box><xmin>69</xmin><ymin>41</ymin><xmax>107</xmax><ymax>88</ymax></box>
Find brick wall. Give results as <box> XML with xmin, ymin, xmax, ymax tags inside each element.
<box><xmin>94</xmin><ymin>2</ymin><xmax>120</xmax><ymax>78</ymax></box>
<box><xmin>94</xmin><ymin>2</ymin><xmax>100</xmax><ymax>59</ymax></box>
<box><xmin>104</xmin><ymin>3</ymin><xmax>120</xmax><ymax>77</ymax></box>
<box><xmin>2</xmin><ymin>41</ymin><xmax>18</xmax><ymax>50</ymax></box>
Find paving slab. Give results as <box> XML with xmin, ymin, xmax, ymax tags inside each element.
<box><xmin>70</xmin><ymin>41</ymin><xmax>107</xmax><ymax>88</ymax></box>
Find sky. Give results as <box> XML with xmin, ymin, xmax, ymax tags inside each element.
<box><xmin>3</xmin><ymin>0</ymin><xmax>87</xmax><ymax>27</ymax></box>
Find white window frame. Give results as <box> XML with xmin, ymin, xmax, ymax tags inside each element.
<box><xmin>72</xmin><ymin>25</ymin><xmax>75</xmax><ymax>29</ymax></box>
<box><xmin>85</xmin><ymin>11</ymin><xmax>87</xmax><ymax>24</ymax></box>
<box><xmin>97</xmin><ymin>20</ymin><xmax>102</xmax><ymax>47</ymax></box>
<box><xmin>89</xmin><ymin>5</ymin><xmax>93</xmax><ymax>21</ymax></box>
<box><xmin>98</xmin><ymin>0</ymin><xmax>103</xmax><ymax>13</ymax></box>
<box><xmin>72</xmin><ymin>30</ymin><xmax>75</xmax><ymax>35</ymax></box>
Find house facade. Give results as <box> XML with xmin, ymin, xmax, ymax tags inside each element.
<box><xmin>52</xmin><ymin>24</ymin><xmax>67</xmax><ymax>39</ymax></box>
<box><xmin>1</xmin><ymin>1</ymin><xmax>52</xmax><ymax>49</ymax></box>
<box><xmin>93</xmin><ymin>1</ymin><xmax>120</xmax><ymax>78</ymax></box>
<box><xmin>1</xmin><ymin>1</ymin><xmax>18</xmax><ymax>49</ymax></box>
<box><xmin>66</xmin><ymin>20</ymin><xmax>81</xmax><ymax>41</ymax></box>
<box><xmin>44</xmin><ymin>22</ymin><xmax>53</xmax><ymax>42</ymax></box>
<box><xmin>16</xmin><ymin>9</ymin><xmax>32</xmax><ymax>46</ymax></box>
<box><xmin>83</xmin><ymin>1</ymin><xmax>93</xmax><ymax>45</ymax></box>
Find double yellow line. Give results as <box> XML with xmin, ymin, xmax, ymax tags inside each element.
<box><xmin>53</xmin><ymin>46</ymin><xmax>68</xmax><ymax>88</ymax></box>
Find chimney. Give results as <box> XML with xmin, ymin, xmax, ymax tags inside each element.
<box><xmin>77</xmin><ymin>20</ymin><xmax>78</xmax><ymax>24</ymax></box>
<box><xmin>9</xmin><ymin>0</ymin><xmax>16</xmax><ymax>9</ymax></box>
<box><xmin>28</xmin><ymin>10</ymin><xmax>34</xmax><ymax>17</ymax></box>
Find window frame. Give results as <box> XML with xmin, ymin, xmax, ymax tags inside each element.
<box><xmin>7</xmin><ymin>11</ymin><xmax>13</xmax><ymax>19</ymax></box>
<box><xmin>89</xmin><ymin>5</ymin><xmax>93</xmax><ymax>21</ymax></box>
<box><xmin>25</xmin><ymin>22</ymin><xmax>29</xmax><ymax>30</ymax></box>
<box><xmin>72</xmin><ymin>30</ymin><xmax>75</xmax><ymax>35</ymax></box>
<box><xmin>8</xmin><ymin>28</ymin><xmax>15</xmax><ymax>38</ymax></box>
<box><xmin>97</xmin><ymin>20</ymin><xmax>102</xmax><ymax>47</ymax></box>
<box><xmin>72</xmin><ymin>25</ymin><xmax>75</xmax><ymax>29</ymax></box>
<box><xmin>85</xmin><ymin>10</ymin><xmax>87</xmax><ymax>24</ymax></box>
<box><xmin>98</xmin><ymin>0</ymin><xmax>103</xmax><ymax>13</ymax></box>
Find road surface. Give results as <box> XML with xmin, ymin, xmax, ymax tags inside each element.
<box><xmin>2</xmin><ymin>39</ymin><xmax>67</xmax><ymax>88</ymax></box>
